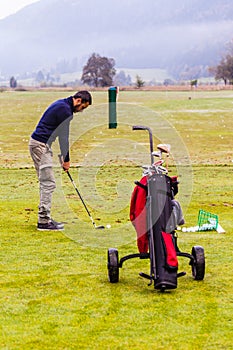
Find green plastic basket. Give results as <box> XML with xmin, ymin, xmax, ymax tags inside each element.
<box><xmin>197</xmin><ymin>209</ymin><xmax>218</xmax><ymax>231</ymax></box>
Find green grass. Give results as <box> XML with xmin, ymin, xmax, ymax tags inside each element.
<box><xmin>0</xmin><ymin>90</ymin><xmax>232</xmax><ymax>349</ymax></box>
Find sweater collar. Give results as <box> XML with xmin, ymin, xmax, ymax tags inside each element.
<box><xmin>65</xmin><ymin>96</ymin><xmax>74</xmax><ymax>112</ymax></box>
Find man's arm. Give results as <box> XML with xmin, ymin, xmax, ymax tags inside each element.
<box><xmin>57</xmin><ymin>117</ymin><xmax>72</xmax><ymax>171</ymax></box>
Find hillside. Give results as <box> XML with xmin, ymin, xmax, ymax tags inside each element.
<box><xmin>0</xmin><ymin>0</ymin><xmax>233</xmax><ymax>78</ymax></box>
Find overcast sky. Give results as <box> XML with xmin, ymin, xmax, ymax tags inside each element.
<box><xmin>0</xmin><ymin>0</ymin><xmax>39</xmax><ymax>19</ymax></box>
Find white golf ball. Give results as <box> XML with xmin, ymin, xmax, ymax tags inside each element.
<box><xmin>106</xmin><ymin>224</ymin><xmax>111</xmax><ymax>229</ymax></box>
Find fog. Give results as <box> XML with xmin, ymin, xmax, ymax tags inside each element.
<box><xmin>0</xmin><ymin>0</ymin><xmax>232</xmax><ymax>76</ymax></box>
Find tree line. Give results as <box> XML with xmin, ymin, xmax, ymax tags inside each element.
<box><xmin>9</xmin><ymin>43</ymin><xmax>233</xmax><ymax>88</ymax></box>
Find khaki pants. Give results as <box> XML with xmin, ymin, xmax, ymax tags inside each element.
<box><xmin>29</xmin><ymin>137</ymin><xmax>56</xmax><ymax>224</ymax></box>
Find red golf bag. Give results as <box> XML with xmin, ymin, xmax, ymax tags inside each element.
<box><xmin>130</xmin><ymin>173</ymin><xmax>183</xmax><ymax>290</ymax></box>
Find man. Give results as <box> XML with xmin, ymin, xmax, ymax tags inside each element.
<box><xmin>29</xmin><ymin>90</ymin><xmax>92</xmax><ymax>231</ymax></box>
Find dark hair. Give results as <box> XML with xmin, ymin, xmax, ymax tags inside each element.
<box><xmin>73</xmin><ymin>90</ymin><xmax>92</xmax><ymax>105</ymax></box>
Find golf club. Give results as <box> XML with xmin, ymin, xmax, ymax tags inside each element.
<box><xmin>59</xmin><ymin>155</ymin><xmax>105</xmax><ymax>229</ymax></box>
<box><xmin>157</xmin><ymin>143</ymin><xmax>170</xmax><ymax>170</ymax></box>
<box><xmin>157</xmin><ymin>143</ymin><xmax>171</xmax><ymax>155</ymax></box>
<box><xmin>152</xmin><ymin>150</ymin><xmax>162</xmax><ymax>159</ymax></box>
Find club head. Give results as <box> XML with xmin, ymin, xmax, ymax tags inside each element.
<box><xmin>142</xmin><ymin>165</ymin><xmax>150</xmax><ymax>169</ymax></box>
<box><xmin>157</xmin><ymin>165</ymin><xmax>168</xmax><ymax>174</ymax></box>
<box><xmin>152</xmin><ymin>159</ymin><xmax>164</xmax><ymax>167</ymax></box>
<box><xmin>157</xmin><ymin>144</ymin><xmax>171</xmax><ymax>155</ymax></box>
<box><xmin>152</xmin><ymin>151</ymin><xmax>162</xmax><ymax>158</ymax></box>
<box><xmin>95</xmin><ymin>225</ymin><xmax>105</xmax><ymax>229</ymax></box>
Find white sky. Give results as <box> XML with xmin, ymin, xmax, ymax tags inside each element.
<box><xmin>0</xmin><ymin>0</ymin><xmax>39</xmax><ymax>20</ymax></box>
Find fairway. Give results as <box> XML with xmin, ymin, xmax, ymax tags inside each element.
<box><xmin>0</xmin><ymin>89</ymin><xmax>232</xmax><ymax>349</ymax></box>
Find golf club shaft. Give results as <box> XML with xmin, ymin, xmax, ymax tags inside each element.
<box><xmin>66</xmin><ymin>171</ymin><xmax>93</xmax><ymax>220</ymax></box>
<box><xmin>58</xmin><ymin>154</ymin><xmax>98</xmax><ymax>228</ymax></box>
<box><xmin>66</xmin><ymin>171</ymin><xmax>105</xmax><ymax>229</ymax></box>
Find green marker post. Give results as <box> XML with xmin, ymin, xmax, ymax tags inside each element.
<box><xmin>108</xmin><ymin>86</ymin><xmax>118</xmax><ymax>129</ymax></box>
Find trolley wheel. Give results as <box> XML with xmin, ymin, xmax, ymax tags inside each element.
<box><xmin>191</xmin><ymin>246</ymin><xmax>205</xmax><ymax>280</ymax></box>
<box><xmin>107</xmin><ymin>248</ymin><xmax>119</xmax><ymax>283</ymax></box>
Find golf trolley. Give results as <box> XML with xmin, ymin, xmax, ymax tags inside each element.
<box><xmin>107</xmin><ymin>125</ymin><xmax>205</xmax><ymax>292</ymax></box>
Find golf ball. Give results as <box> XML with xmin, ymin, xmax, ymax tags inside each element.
<box><xmin>106</xmin><ymin>224</ymin><xmax>111</xmax><ymax>229</ymax></box>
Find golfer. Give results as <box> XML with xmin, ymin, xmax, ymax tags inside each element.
<box><xmin>29</xmin><ymin>90</ymin><xmax>92</xmax><ymax>231</ymax></box>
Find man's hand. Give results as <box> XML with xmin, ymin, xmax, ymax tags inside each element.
<box><xmin>62</xmin><ymin>161</ymin><xmax>70</xmax><ymax>172</ymax></box>
<box><xmin>58</xmin><ymin>155</ymin><xmax>70</xmax><ymax>172</ymax></box>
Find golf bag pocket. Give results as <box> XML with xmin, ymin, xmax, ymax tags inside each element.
<box><xmin>161</xmin><ymin>231</ymin><xmax>178</xmax><ymax>270</ymax></box>
<box><xmin>130</xmin><ymin>176</ymin><xmax>149</xmax><ymax>253</ymax></box>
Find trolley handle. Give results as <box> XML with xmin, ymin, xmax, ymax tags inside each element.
<box><xmin>132</xmin><ymin>125</ymin><xmax>154</xmax><ymax>165</ymax></box>
<box><xmin>132</xmin><ymin>125</ymin><xmax>150</xmax><ymax>131</ymax></box>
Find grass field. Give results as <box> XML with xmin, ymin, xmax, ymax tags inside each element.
<box><xmin>0</xmin><ymin>89</ymin><xmax>232</xmax><ymax>349</ymax></box>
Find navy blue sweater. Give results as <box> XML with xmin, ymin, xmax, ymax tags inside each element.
<box><xmin>31</xmin><ymin>96</ymin><xmax>74</xmax><ymax>162</ymax></box>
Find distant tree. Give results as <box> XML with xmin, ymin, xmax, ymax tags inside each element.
<box><xmin>81</xmin><ymin>53</ymin><xmax>116</xmax><ymax>87</ymax></box>
<box><xmin>163</xmin><ymin>78</ymin><xmax>175</xmax><ymax>86</ymax></box>
<box><xmin>210</xmin><ymin>40</ymin><xmax>233</xmax><ymax>84</ymax></box>
<box><xmin>36</xmin><ymin>70</ymin><xmax>45</xmax><ymax>83</ymax></box>
<box><xmin>10</xmin><ymin>76</ymin><xmax>17</xmax><ymax>88</ymax></box>
<box><xmin>179</xmin><ymin>65</ymin><xmax>205</xmax><ymax>81</ymax></box>
<box><xmin>135</xmin><ymin>75</ymin><xmax>145</xmax><ymax>88</ymax></box>
<box><xmin>211</xmin><ymin>54</ymin><xmax>233</xmax><ymax>85</ymax></box>
<box><xmin>114</xmin><ymin>70</ymin><xmax>132</xmax><ymax>86</ymax></box>
<box><xmin>190</xmin><ymin>79</ymin><xmax>198</xmax><ymax>87</ymax></box>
